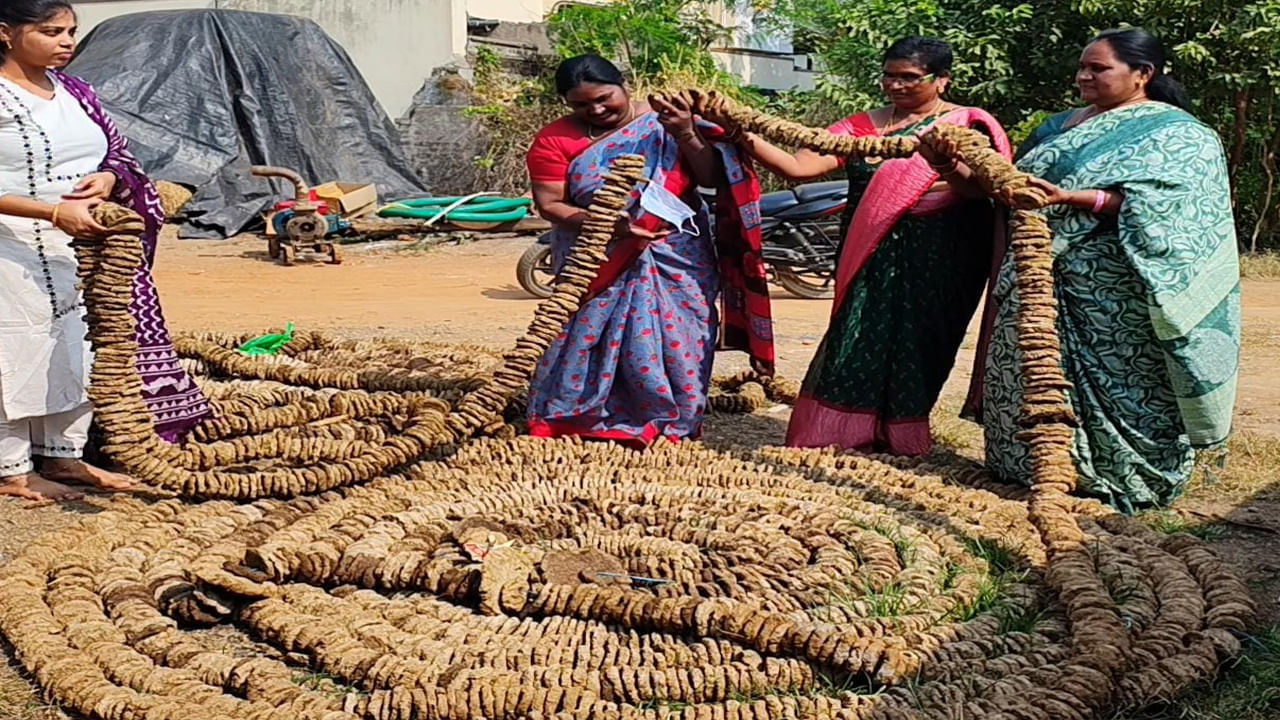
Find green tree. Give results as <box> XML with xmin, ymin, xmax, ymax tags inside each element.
<box><xmin>547</xmin><ymin>0</ymin><xmax>736</xmax><ymax>86</ymax></box>
<box><xmin>762</xmin><ymin>0</ymin><xmax>1280</xmax><ymax>249</ymax></box>
<box><xmin>461</xmin><ymin>0</ymin><xmax>753</xmax><ymax>196</ymax></box>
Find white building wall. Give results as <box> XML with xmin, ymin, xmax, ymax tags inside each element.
<box><xmin>467</xmin><ymin>0</ymin><xmax>545</xmax><ymax>23</ymax></box>
<box><xmin>707</xmin><ymin>1</ymin><xmax>813</xmax><ymax>90</ymax></box>
<box><xmin>72</xmin><ymin>0</ymin><xmax>467</xmax><ymax>117</ymax></box>
<box><xmin>74</xmin><ymin>0</ymin><xmax>813</xmax><ymax>104</ymax></box>
<box><xmin>74</xmin><ymin>0</ymin><xmax>215</xmax><ymax>30</ymax></box>
<box><xmin>712</xmin><ymin>50</ymin><xmax>815</xmax><ymax>92</ymax></box>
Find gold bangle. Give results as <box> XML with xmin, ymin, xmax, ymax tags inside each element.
<box><xmin>50</xmin><ymin>203</ymin><xmax>61</xmax><ymax>226</ymax></box>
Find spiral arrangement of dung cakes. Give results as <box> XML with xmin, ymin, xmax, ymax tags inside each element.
<box><xmin>0</xmin><ymin>105</ymin><xmax>1253</xmax><ymax>720</ymax></box>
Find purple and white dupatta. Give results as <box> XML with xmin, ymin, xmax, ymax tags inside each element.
<box><xmin>55</xmin><ymin>71</ymin><xmax>212</xmax><ymax>441</ymax></box>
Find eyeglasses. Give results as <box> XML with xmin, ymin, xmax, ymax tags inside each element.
<box><xmin>879</xmin><ymin>72</ymin><xmax>936</xmax><ymax>87</ymax></box>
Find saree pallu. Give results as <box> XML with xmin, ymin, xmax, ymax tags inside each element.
<box><xmin>787</xmin><ymin>108</ymin><xmax>1010</xmax><ymax>456</ymax></box>
<box><xmin>528</xmin><ymin>112</ymin><xmax>772</xmax><ymax>445</ymax></box>
<box><xmin>56</xmin><ymin>72</ymin><xmax>212</xmax><ymax>441</ymax></box>
<box><xmin>978</xmin><ymin>102</ymin><xmax>1240</xmax><ymax>512</ymax></box>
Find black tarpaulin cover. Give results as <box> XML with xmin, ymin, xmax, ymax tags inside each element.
<box><xmin>67</xmin><ymin>9</ymin><xmax>427</xmax><ymax>238</ymax></box>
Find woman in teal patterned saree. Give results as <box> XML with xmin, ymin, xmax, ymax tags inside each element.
<box><xmin>953</xmin><ymin>28</ymin><xmax>1240</xmax><ymax>513</ymax></box>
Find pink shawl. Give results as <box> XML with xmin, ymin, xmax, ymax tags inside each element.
<box><xmin>831</xmin><ymin>107</ymin><xmax>1012</xmax><ymax>313</ymax></box>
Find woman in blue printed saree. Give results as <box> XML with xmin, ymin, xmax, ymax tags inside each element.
<box><xmin>944</xmin><ymin>29</ymin><xmax>1240</xmax><ymax>512</ymax></box>
<box><xmin>525</xmin><ymin>55</ymin><xmax>773</xmax><ymax>446</ymax></box>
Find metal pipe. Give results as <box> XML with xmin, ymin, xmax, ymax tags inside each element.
<box><xmin>250</xmin><ymin>165</ymin><xmax>310</xmax><ymax>204</ymax></box>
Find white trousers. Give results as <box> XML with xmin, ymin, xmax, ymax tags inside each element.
<box><xmin>0</xmin><ymin>404</ymin><xmax>90</xmax><ymax>477</ymax></box>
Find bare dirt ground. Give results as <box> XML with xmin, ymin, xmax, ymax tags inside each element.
<box><xmin>2</xmin><ymin>233</ymin><xmax>1278</xmax><ymax>718</ymax></box>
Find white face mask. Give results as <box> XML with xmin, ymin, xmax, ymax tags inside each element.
<box><xmin>637</xmin><ymin>171</ymin><xmax>699</xmax><ymax>237</ymax></box>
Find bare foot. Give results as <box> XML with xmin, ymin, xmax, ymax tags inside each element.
<box><xmin>38</xmin><ymin>458</ymin><xmax>137</xmax><ymax>492</ymax></box>
<box><xmin>0</xmin><ymin>473</ymin><xmax>85</xmax><ymax>504</ymax></box>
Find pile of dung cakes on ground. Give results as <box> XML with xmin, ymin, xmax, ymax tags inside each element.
<box><xmin>0</xmin><ymin>110</ymin><xmax>1254</xmax><ymax>720</ymax></box>
<box><xmin>0</xmin><ymin>437</ymin><xmax>1252</xmax><ymax>720</ymax></box>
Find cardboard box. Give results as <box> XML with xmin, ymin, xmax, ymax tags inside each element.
<box><xmin>313</xmin><ymin>182</ymin><xmax>378</xmax><ymax>218</ymax></box>
<box><xmin>264</xmin><ymin>182</ymin><xmax>378</xmax><ymax>236</ymax></box>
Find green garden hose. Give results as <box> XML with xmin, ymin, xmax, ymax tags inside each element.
<box><xmin>379</xmin><ymin>194</ymin><xmax>532</xmax><ymax>225</ymax></box>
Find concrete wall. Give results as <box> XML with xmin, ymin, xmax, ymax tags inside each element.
<box><xmin>712</xmin><ymin>49</ymin><xmax>815</xmax><ymax>92</ymax></box>
<box><xmin>73</xmin><ymin>0</ymin><xmax>813</xmax><ymax>110</ymax></box>
<box><xmin>467</xmin><ymin>0</ymin><xmax>545</xmax><ymax>23</ymax></box>
<box><xmin>221</xmin><ymin>0</ymin><xmax>466</xmax><ymax>118</ymax></box>
<box><xmin>75</xmin><ymin>0</ymin><xmax>214</xmax><ymax>31</ymax></box>
<box><xmin>73</xmin><ymin>0</ymin><xmax>467</xmax><ymax>118</ymax></box>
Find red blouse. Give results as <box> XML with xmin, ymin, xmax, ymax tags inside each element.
<box><xmin>525</xmin><ymin>116</ymin><xmax>594</xmax><ymax>184</ymax></box>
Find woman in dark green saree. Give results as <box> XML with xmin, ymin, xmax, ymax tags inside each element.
<box><xmin>708</xmin><ymin>37</ymin><xmax>1010</xmax><ymax>456</ymax></box>
<box><xmin>939</xmin><ymin>28</ymin><xmax>1241</xmax><ymax>512</ymax></box>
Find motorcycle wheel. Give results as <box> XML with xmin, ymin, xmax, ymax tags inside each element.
<box><xmin>516</xmin><ymin>243</ymin><xmax>556</xmax><ymax>299</ymax></box>
<box><xmin>776</xmin><ymin>267</ymin><xmax>835</xmax><ymax>299</ymax></box>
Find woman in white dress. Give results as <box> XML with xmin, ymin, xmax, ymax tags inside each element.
<box><xmin>0</xmin><ymin>1</ymin><xmax>143</xmax><ymax>502</ymax></box>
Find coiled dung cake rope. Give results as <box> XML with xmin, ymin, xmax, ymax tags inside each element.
<box><xmin>0</xmin><ymin>109</ymin><xmax>1254</xmax><ymax>720</ymax></box>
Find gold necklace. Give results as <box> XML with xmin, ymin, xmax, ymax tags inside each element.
<box><xmin>880</xmin><ymin>97</ymin><xmax>946</xmax><ymax>134</ymax></box>
<box><xmin>865</xmin><ymin>98</ymin><xmax>947</xmax><ymax>166</ymax></box>
<box><xmin>586</xmin><ymin>104</ymin><xmax>636</xmax><ymax>141</ymax></box>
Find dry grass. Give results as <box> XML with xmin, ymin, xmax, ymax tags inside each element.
<box><xmin>929</xmin><ymin>394</ymin><xmax>985</xmax><ymax>463</ymax></box>
<box><xmin>1</xmin><ymin>499</ymin><xmax>118</xmax><ymax>719</ymax></box>
<box><xmin>1240</xmin><ymin>252</ymin><xmax>1280</xmax><ymax>280</ymax></box>
<box><xmin>0</xmin><ymin>638</ymin><xmax>61</xmax><ymax>720</ymax></box>
<box><xmin>1180</xmin><ymin>432</ymin><xmax>1280</xmax><ymax>509</ymax></box>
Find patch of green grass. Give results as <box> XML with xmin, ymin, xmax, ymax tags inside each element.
<box><xmin>859</xmin><ymin>520</ymin><xmax>918</xmax><ymax>566</ymax></box>
<box><xmin>941</xmin><ymin>560</ymin><xmax>964</xmax><ymax>590</ymax></box>
<box><xmin>1110</xmin><ymin>629</ymin><xmax>1280</xmax><ymax>720</ymax></box>
<box><xmin>813</xmin><ymin>669</ymin><xmax>880</xmax><ymax>696</ymax></box>
<box><xmin>948</xmin><ymin>566</ymin><xmax>1035</xmax><ymax>626</ymax></box>
<box><xmin>952</xmin><ymin>573</ymin><xmax>1015</xmax><ymax>623</ymax></box>
<box><xmin>1140</xmin><ymin>510</ymin><xmax>1227</xmax><ymax>541</ymax></box>
<box><xmin>290</xmin><ymin>671</ymin><xmax>367</xmax><ymax>700</ymax></box>
<box><xmin>861</xmin><ymin>581</ymin><xmax>915</xmax><ymax>618</ymax></box>
<box><xmin>946</xmin><ymin>538</ymin><xmax>1033</xmax><ymax>625</ymax></box>
<box><xmin>963</xmin><ymin>537</ymin><xmax>1023</xmax><ymax>577</ymax></box>
<box><xmin>635</xmin><ymin>699</ymin><xmax>691</xmax><ymax>715</ymax></box>
<box><xmin>818</xmin><ymin>579</ymin><xmax>918</xmax><ymax>620</ymax></box>
<box><xmin>996</xmin><ymin>603</ymin><xmax>1050</xmax><ymax>636</ymax></box>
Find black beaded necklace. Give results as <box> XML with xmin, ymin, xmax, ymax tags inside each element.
<box><xmin>0</xmin><ymin>78</ymin><xmax>82</xmax><ymax>321</ymax></box>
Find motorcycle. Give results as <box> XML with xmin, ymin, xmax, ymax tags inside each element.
<box><xmin>516</xmin><ymin>180</ymin><xmax>849</xmax><ymax>300</ymax></box>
